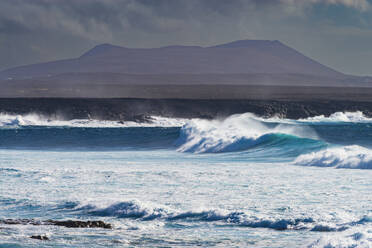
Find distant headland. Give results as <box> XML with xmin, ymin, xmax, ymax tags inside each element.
<box><xmin>1</xmin><ymin>40</ymin><xmax>372</xmax><ymax>120</ymax></box>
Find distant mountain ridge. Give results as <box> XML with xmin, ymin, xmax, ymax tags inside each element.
<box><xmin>0</xmin><ymin>40</ymin><xmax>344</xmax><ymax>80</ymax></box>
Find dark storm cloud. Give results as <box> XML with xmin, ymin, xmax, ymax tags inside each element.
<box><xmin>0</xmin><ymin>0</ymin><xmax>371</xmax><ymax>75</ymax></box>
<box><xmin>0</xmin><ymin>18</ymin><xmax>29</xmax><ymax>34</ymax></box>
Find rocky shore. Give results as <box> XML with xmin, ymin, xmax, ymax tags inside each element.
<box><xmin>0</xmin><ymin>219</ymin><xmax>112</xmax><ymax>229</ymax></box>
<box><xmin>0</xmin><ymin>219</ymin><xmax>112</xmax><ymax>241</ymax></box>
<box><xmin>1</xmin><ymin>98</ymin><xmax>372</xmax><ymax>121</ymax></box>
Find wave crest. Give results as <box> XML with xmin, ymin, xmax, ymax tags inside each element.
<box><xmin>0</xmin><ymin>113</ymin><xmax>186</xmax><ymax>128</ymax></box>
<box><xmin>1</xmin><ymin>111</ymin><xmax>371</xmax><ymax>129</ymax></box>
<box><xmin>294</xmin><ymin>145</ymin><xmax>372</xmax><ymax>169</ymax></box>
<box><xmin>176</xmin><ymin>113</ymin><xmax>320</xmax><ymax>153</ymax></box>
<box><xmin>72</xmin><ymin>201</ymin><xmax>370</xmax><ymax>232</ymax></box>
<box><xmin>87</xmin><ymin>201</ymin><xmax>169</xmax><ymax>220</ymax></box>
<box><xmin>298</xmin><ymin>111</ymin><xmax>372</xmax><ymax>123</ymax></box>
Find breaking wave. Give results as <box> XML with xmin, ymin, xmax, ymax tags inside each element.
<box><xmin>176</xmin><ymin>113</ymin><xmax>322</xmax><ymax>153</ymax></box>
<box><xmin>294</xmin><ymin>145</ymin><xmax>372</xmax><ymax>169</ymax></box>
<box><xmin>0</xmin><ymin>113</ymin><xmax>186</xmax><ymax>128</ymax></box>
<box><xmin>254</xmin><ymin>111</ymin><xmax>372</xmax><ymax>124</ymax></box>
<box><xmin>1</xmin><ymin>112</ymin><xmax>372</xmax><ymax>169</ymax></box>
<box><xmin>1</xmin><ymin>111</ymin><xmax>371</xmax><ymax>129</ymax></box>
<box><xmin>298</xmin><ymin>111</ymin><xmax>372</xmax><ymax>124</ymax></box>
<box><xmin>71</xmin><ymin>201</ymin><xmax>371</xmax><ymax>232</ymax></box>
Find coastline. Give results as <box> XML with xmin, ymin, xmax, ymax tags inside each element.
<box><xmin>1</xmin><ymin>97</ymin><xmax>372</xmax><ymax>121</ymax></box>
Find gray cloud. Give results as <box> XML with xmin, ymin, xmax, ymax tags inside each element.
<box><xmin>0</xmin><ymin>0</ymin><xmax>371</xmax><ymax>75</ymax></box>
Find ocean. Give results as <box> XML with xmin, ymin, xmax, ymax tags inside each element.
<box><xmin>0</xmin><ymin>112</ymin><xmax>371</xmax><ymax>247</ymax></box>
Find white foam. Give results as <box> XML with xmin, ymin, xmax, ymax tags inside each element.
<box><xmin>294</xmin><ymin>145</ymin><xmax>372</xmax><ymax>169</ymax></box>
<box><xmin>0</xmin><ymin>113</ymin><xmax>187</xmax><ymax>128</ymax></box>
<box><xmin>309</xmin><ymin>227</ymin><xmax>372</xmax><ymax>248</ymax></box>
<box><xmin>298</xmin><ymin>111</ymin><xmax>372</xmax><ymax>123</ymax></box>
<box><xmin>1</xmin><ymin>111</ymin><xmax>370</xmax><ymax>128</ymax></box>
<box><xmin>249</xmin><ymin>111</ymin><xmax>372</xmax><ymax>124</ymax></box>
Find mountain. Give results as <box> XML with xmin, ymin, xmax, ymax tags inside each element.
<box><xmin>2</xmin><ymin>39</ymin><xmax>372</xmax><ymax>98</ymax></box>
<box><xmin>0</xmin><ymin>40</ymin><xmax>344</xmax><ymax>80</ymax></box>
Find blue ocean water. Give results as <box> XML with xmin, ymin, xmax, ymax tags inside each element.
<box><xmin>0</xmin><ymin>112</ymin><xmax>371</xmax><ymax>247</ymax></box>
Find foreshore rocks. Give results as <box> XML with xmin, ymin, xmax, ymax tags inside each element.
<box><xmin>48</xmin><ymin>220</ymin><xmax>112</xmax><ymax>229</ymax></box>
<box><xmin>0</xmin><ymin>219</ymin><xmax>112</xmax><ymax>229</ymax></box>
<box><xmin>30</xmin><ymin>235</ymin><xmax>49</xmax><ymax>241</ymax></box>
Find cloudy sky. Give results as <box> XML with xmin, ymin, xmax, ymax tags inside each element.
<box><xmin>1</xmin><ymin>0</ymin><xmax>371</xmax><ymax>75</ymax></box>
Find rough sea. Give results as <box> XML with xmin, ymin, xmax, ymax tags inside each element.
<box><xmin>0</xmin><ymin>112</ymin><xmax>371</xmax><ymax>247</ymax></box>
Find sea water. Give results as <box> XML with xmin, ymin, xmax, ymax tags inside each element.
<box><xmin>0</xmin><ymin>112</ymin><xmax>371</xmax><ymax>247</ymax></box>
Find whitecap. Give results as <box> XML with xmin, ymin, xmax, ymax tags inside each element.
<box><xmin>0</xmin><ymin>113</ymin><xmax>187</xmax><ymax>128</ymax></box>
<box><xmin>298</xmin><ymin>111</ymin><xmax>372</xmax><ymax>123</ymax></box>
<box><xmin>294</xmin><ymin>145</ymin><xmax>372</xmax><ymax>169</ymax></box>
<box><xmin>309</xmin><ymin>227</ymin><xmax>372</xmax><ymax>248</ymax></box>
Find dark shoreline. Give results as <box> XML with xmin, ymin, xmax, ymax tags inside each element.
<box><xmin>1</xmin><ymin>98</ymin><xmax>372</xmax><ymax>121</ymax></box>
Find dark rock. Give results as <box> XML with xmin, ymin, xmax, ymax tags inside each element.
<box><xmin>47</xmin><ymin>220</ymin><xmax>112</xmax><ymax>229</ymax></box>
<box><xmin>1</xmin><ymin>97</ymin><xmax>372</xmax><ymax>121</ymax></box>
<box><xmin>0</xmin><ymin>219</ymin><xmax>41</xmax><ymax>226</ymax></box>
<box><xmin>30</xmin><ymin>235</ymin><xmax>49</xmax><ymax>241</ymax></box>
<box><xmin>0</xmin><ymin>219</ymin><xmax>112</xmax><ymax>229</ymax></box>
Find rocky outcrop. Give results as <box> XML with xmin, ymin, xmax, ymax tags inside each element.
<box><xmin>47</xmin><ymin>220</ymin><xmax>112</xmax><ymax>229</ymax></box>
<box><xmin>30</xmin><ymin>235</ymin><xmax>49</xmax><ymax>241</ymax></box>
<box><xmin>0</xmin><ymin>219</ymin><xmax>112</xmax><ymax>229</ymax></box>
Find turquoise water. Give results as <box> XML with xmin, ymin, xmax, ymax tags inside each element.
<box><xmin>0</xmin><ymin>112</ymin><xmax>371</xmax><ymax>247</ymax></box>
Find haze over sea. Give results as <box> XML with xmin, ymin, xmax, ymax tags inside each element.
<box><xmin>0</xmin><ymin>112</ymin><xmax>371</xmax><ymax>247</ymax></box>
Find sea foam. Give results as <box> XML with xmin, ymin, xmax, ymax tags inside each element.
<box><xmin>309</xmin><ymin>226</ymin><xmax>372</xmax><ymax>248</ymax></box>
<box><xmin>298</xmin><ymin>111</ymin><xmax>372</xmax><ymax>123</ymax></box>
<box><xmin>252</xmin><ymin>111</ymin><xmax>372</xmax><ymax>124</ymax></box>
<box><xmin>294</xmin><ymin>145</ymin><xmax>372</xmax><ymax>169</ymax></box>
<box><xmin>0</xmin><ymin>113</ymin><xmax>186</xmax><ymax>128</ymax></box>
<box><xmin>1</xmin><ymin>111</ymin><xmax>371</xmax><ymax>128</ymax></box>
<box><xmin>73</xmin><ymin>201</ymin><xmax>371</xmax><ymax>232</ymax></box>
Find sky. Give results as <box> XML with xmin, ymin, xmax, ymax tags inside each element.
<box><xmin>0</xmin><ymin>0</ymin><xmax>372</xmax><ymax>75</ymax></box>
